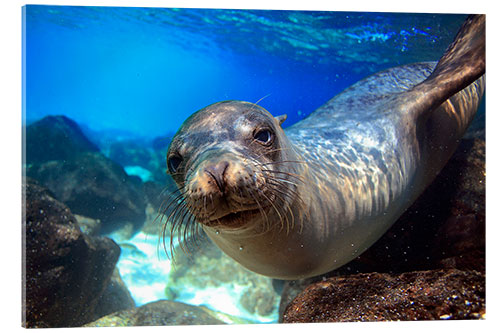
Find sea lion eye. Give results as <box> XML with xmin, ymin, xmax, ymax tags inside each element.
<box><xmin>167</xmin><ymin>155</ymin><xmax>182</xmax><ymax>174</ymax></box>
<box><xmin>254</xmin><ymin>129</ymin><xmax>273</xmax><ymax>145</ymax></box>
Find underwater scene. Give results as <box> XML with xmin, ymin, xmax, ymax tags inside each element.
<box><xmin>22</xmin><ymin>5</ymin><xmax>485</xmax><ymax>327</ymax></box>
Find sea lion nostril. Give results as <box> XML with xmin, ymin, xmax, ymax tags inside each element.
<box><xmin>204</xmin><ymin>161</ymin><xmax>229</xmax><ymax>192</ymax></box>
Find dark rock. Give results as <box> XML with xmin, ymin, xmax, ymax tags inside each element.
<box><xmin>106</xmin><ymin>138</ymin><xmax>169</xmax><ymax>184</ymax></box>
<box><xmin>431</xmin><ymin>139</ymin><xmax>485</xmax><ymax>271</ymax></box>
<box><xmin>282</xmin><ymin>269</ymin><xmax>485</xmax><ymax>322</ymax></box>
<box><xmin>74</xmin><ymin>214</ymin><xmax>102</xmax><ymax>236</ymax></box>
<box><xmin>108</xmin><ymin>140</ymin><xmax>154</xmax><ymax>171</ymax></box>
<box><xmin>22</xmin><ymin>179</ymin><xmax>121</xmax><ymax>328</ymax></box>
<box><xmin>279</xmin><ymin>278</ymin><xmax>321</xmax><ymax>321</ymax></box>
<box><xmin>25</xmin><ymin>116</ymin><xmax>149</xmax><ymax>235</ymax></box>
<box><xmin>26</xmin><ymin>152</ymin><xmax>146</xmax><ymax>234</ymax></box>
<box><xmin>25</xmin><ymin>115</ymin><xmax>99</xmax><ymax>164</ymax></box>
<box><xmin>92</xmin><ymin>268</ymin><xmax>136</xmax><ymax>321</ymax></box>
<box><xmin>86</xmin><ymin>300</ymin><xmax>225</xmax><ymax>326</ymax></box>
<box><xmin>463</xmin><ymin>97</ymin><xmax>485</xmax><ymax>140</ymax></box>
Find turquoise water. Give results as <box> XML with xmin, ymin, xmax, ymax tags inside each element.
<box><xmin>23</xmin><ymin>5</ymin><xmax>472</xmax><ymax>324</ymax></box>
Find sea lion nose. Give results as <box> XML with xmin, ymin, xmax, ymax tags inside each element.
<box><xmin>204</xmin><ymin>160</ymin><xmax>229</xmax><ymax>192</ymax></box>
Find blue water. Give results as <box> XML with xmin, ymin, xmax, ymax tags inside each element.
<box><xmin>24</xmin><ymin>6</ymin><xmax>466</xmax><ymax>139</ymax></box>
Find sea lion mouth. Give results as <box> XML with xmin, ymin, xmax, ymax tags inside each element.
<box><xmin>203</xmin><ymin>207</ymin><xmax>266</xmax><ymax>228</ymax></box>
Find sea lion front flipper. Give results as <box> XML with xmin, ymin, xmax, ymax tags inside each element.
<box><xmin>408</xmin><ymin>14</ymin><xmax>485</xmax><ymax>118</ymax></box>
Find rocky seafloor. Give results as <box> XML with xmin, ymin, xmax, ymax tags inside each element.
<box><xmin>22</xmin><ymin>114</ymin><xmax>485</xmax><ymax>327</ymax></box>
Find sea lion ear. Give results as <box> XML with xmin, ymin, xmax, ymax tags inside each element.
<box><xmin>275</xmin><ymin>114</ymin><xmax>287</xmax><ymax>126</ymax></box>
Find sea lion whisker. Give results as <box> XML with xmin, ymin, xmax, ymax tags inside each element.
<box><xmin>266</xmin><ymin>184</ymin><xmax>305</xmax><ymax>233</ymax></box>
<box><xmin>155</xmin><ymin>187</ymin><xmax>185</xmax><ymax>223</ymax></box>
<box><xmin>256</xmin><ymin>187</ymin><xmax>287</xmax><ymax>233</ymax></box>
<box><xmin>158</xmin><ymin>189</ymin><xmax>188</xmax><ymax>221</ymax></box>
<box><xmin>160</xmin><ymin>195</ymin><xmax>188</xmax><ymax>257</ymax></box>
<box><xmin>165</xmin><ymin>197</ymin><xmax>192</xmax><ymax>256</ymax></box>
<box><xmin>178</xmin><ymin>204</ymin><xmax>196</xmax><ymax>255</ymax></box>
<box><xmin>261</xmin><ymin>168</ymin><xmax>306</xmax><ymax>181</ymax></box>
<box><xmin>170</xmin><ymin>201</ymin><xmax>201</xmax><ymax>260</ymax></box>
<box><xmin>168</xmin><ymin>196</ymin><xmax>188</xmax><ymax>229</ymax></box>
<box><xmin>245</xmin><ymin>187</ymin><xmax>270</xmax><ymax>232</ymax></box>
<box><xmin>246</xmin><ymin>96</ymin><xmax>269</xmax><ymax>116</ymax></box>
<box><xmin>265</xmin><ymin>181</ymin><xmax>299</xmax><ymax>208</ymax></box>
<box><xmin>159</xmin><ymin>184</ymin><xmax>185</xmax><ymax>199</ymax></box>
<box><xmin>261</xmin><ymin>170</ymin><xmax>305</xmax><ymax>186</ymax></box>
<box><xmin>265</xmin><ymin>179</ymin><xmax>307</xmax><ymax>221</ymax></box>
<box><xmin>260</xmin><ymin>159</ymin><xmax>307</xmax><ymax>166</ymax></box>
<box><xmin>180</xmin><ymin>208</ymin><xmax>200</xmax><ymax>257</ymax></box>
<box><xmin>156</xmin><ymin>192</ymin><xmax>188</xmax><ymax>253</ymax></box>
<box><xmin>251</xmin><ymin>146</ymin><xmax>283</xmax><ymax>156</ymax></box>
<box><xmin>185</xmin><ymin>206</ymin><xmax>202</xmax><ymax>251</ymax></box>
<box><xmin>155</xmin><ymin>197</ymin><xmax>175</xmax><ymax>229</ymax></box>
<box><xmin>190</xmin><ymin>215</ymin><xmax>203</xmax><ymax>247</ymax></box>
<box><xmin>252</xmin><ymin>94</ymin><xmax>271</xmax><ymax>107</ymax></box>
<box><xmin>266</xmin><ymin>176</ymin><xmax>301</xmax><ymax>188</ymax></box>
<box><xmin>261</xmin><ymin>167</ymin><xmax>305</xmax><ymax>176</ymax></box>
<box><xmin>284</xmin><ymin>195</ymin><xmax>296</xmax><ymax>233</ymax></box>
<box><xmin>264</xmin><ymin>179</ymin><xmax>293</xmax><ymax>196</ymax></box>
<box><xmin>250</xmin><ymin>146</ymin><xmax>294</xmax><ymax>160</ymax></box>
<box><xmin>264</xmin><ymin>179</ymin><xmax>297</xmax><ymax>200</ymax></box>
<box><xmin>267</xmin><ymin>187</ymin><xmax>296</xmax><ymax>234</ymax></box>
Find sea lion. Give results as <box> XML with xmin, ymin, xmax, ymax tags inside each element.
<box><xmin>162</xmin><ymin>15</ymin><xmax>485</xmax><ymax>279</ymax></box>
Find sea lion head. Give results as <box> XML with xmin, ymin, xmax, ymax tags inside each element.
<box><xmin>165</xmin><ymin>100</ymin><xmax>301</xmax><ymax>234</ymax></box>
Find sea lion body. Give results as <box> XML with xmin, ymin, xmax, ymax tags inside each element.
<box><xmin>165</xmin><ymin>15</ymin><xmax>485</xmax><ymax>279</ymax></box>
